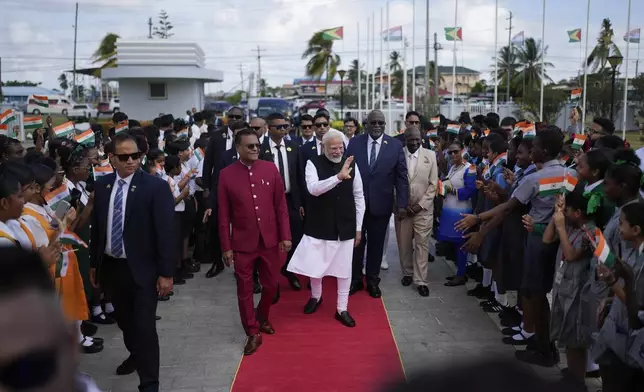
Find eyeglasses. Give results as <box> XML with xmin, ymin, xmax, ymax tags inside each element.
<box><xmin>0</xmin><ymin>346</ymin><xmax>58</xmax><ymax>390</ymax></box>
<box><xmin>271</xmin><ymin>124</ymin><xmax>289</xmax><ymax>130</ymax></box>
<box><xmin>370</xmin><ymin>121</ymin><xmax>386</xmax><ymax>126</ymax></box>
<box><xmin>245</xmin><ymin>143</ymin><xmax>261</xmax><ymax>150</ymax></box>
<box><xmin>315</xmin><ymin>123</ymin><xmax>329</xmax><ymax>128</ymax></box>
<box><xmin>301</xmin><ymin>125</ymin><xmax>313</xmax><ymax>130</ymax></box>
<box><xmin>448</xmin><ymin>150</ymin><xmax>461</xmax><ymax>155</ymax></box>
<box><xmin>228</xmin><ymin>114</ymin><xmax>243</xmax><ymax>120</ymax></box>
<box><xmin>407</xmin><ymin>120</ymin><xmax>420</xmax><ymax>125</ymax></box>
<box><xmin>115</xmin><ymin>152</ymin><xmax>141</xmax><ymax>162</ymax></box>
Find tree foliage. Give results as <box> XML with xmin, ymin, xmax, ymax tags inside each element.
<box><xmin>587</xmin><ymin>18</ymin><xmax>621</xmax><ymax>72</ymax></box>
<box><xmin>153</xmin><ymin>10</ymin><xmax>174</xmax><ymax>39</ymax></box>
<box><xmin>92</xmin><ymin>33</ymin><xmax>120</xmax><ymax>74</ymax></box>
<box><xmin>302</xmin><ymin>31</ymin><xmax>341</xmax><ymax>98</ymax></box>
<box><xmin>58</xmin><ymin>74</ymin><xmax>69</xmax><ymax>93</ymax></box>
<box><xmin>1</xmin><ymin>80</ymin><xmax>42</xmax><ymax>86</ymax></box>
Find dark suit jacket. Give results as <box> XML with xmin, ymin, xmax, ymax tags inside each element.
<box><xmin>202</xmin><ymin>127</ymin><xmax>232</xmax><ymax>191</ymax></box>
<box><xmin>90</xmin><ymin>170</ymin><xmax>177</xmax><ymax>287</ymax></box>
<box><xmin>346</xmin><ymin>134</ymin><xmax>409</xmax><ymax>216</ymax></box>
<box><xmin>299</xmin><ymin>139</ymin><xmax>321</xmax><ymax>168</ymax></box>
<box><xmin>260</xmin><ymin>138</ymin><xmax>303</xmax><ymax>209</ymax></box>
<box><xmin>218</xmin><ymin>160</ymin><xmax>291</xmax><ymax>252</ymax></box>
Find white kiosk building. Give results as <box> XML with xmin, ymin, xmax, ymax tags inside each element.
<box><xmin>102</xmin><ymin>40</ymin><xmax>223</xmax><ymax>120</ymax></box>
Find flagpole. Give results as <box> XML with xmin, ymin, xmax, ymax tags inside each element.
<box><xmin>372</xmin><ymin>12</ymin><xmax>376</xmax><ymax>110</ymax></box>
<box><xmin>365</xmin><ymin>18</ymin><xmax>370</xmax><ymax>118</ymax></box>
<box><xmin>387</xmin><ymin>1</ymin><xmax>393</xmax><ymax>134</ymax></box>
<box><xmin>451</xmin><ymin>0</ymin><xmax>458</xmax><ymax>120</ymax></box>
<box><xmin>412</xmin><ymin>0</ymin><xmax>416</xmax><ymax>110</ymax></box>
<box><xmin>581</xmin><ymin>0</ymin><xmax>591</xmax><ymax>134</ymax></box>
<box><xmin>494</xmin><ymin>0</ymin><xmax>498</xmax><ymax>113</ymax></box>
<box><xmin>358</xmin><ymin>21</ymin><xmax>362</xmax><ymax>120</ymax></box>
<box><xmin>538</xmin><ymin>0</ymin><xmax>546</xmax><ymax>120</ymax></box>
<box><xmin>380</xmin><ymin>8</ymin><xmax>384</xmax><ymax>110</ymax></box>
<box><xmin>403</xmin><ymin>37</ymin><xmax>408</xmax><ymax>114</ymax></box>
<box><xmin>622</xmin><ymin>0</ymin><xmax>632</xmax><ymax>139</ymax></box>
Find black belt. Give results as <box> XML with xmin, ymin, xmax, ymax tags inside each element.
<box><xmin>103</xmin><ymin>254</ymin><xmax>127</xmax><ymax>262</ymax></box>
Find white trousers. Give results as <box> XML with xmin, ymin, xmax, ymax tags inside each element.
<box><xmin>311</xmin><ymin>277</ymin><xmax>351</xmax><ymax>312</ymax></box>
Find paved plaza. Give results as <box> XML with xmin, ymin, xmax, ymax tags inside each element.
<box><xmin>81</xmin><ymin>228</ymin><xmax>598</xmax><ymax>391</ymax></box>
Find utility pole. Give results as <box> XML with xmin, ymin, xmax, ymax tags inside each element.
<box><xmin>148</xmin><ymin>17</ymin><xmax>153</xmax><ymax>39</ymax></box>
<box><xmin>238</xmin><ymin>63</ymin><xmax>245</xmax><ymax>88</ymax></box>
<box><xmin>253</xmin><ymin>46</ymin><xmax>266</xmax><ymax>97</ymax></box>
<box><xmin>72</xmin><ymin>2</ymin><xmax>79</xmax><ymax>102</ymax></box>
<box><xmin>424</xmin><ymin>0</ymin><xmax>430</xmax><ymax>111</ymax></box>
<box><xmin>433</xmin><ymin>32</ymin><xmax>442</xmax><ymax>105</ymax></box>
<box><xmin>505</xmin><ymin>11</ymin><xmax>513</xmax><ymax>103</ymax></box>
<box><xmin>0</xmin><ymin>57</ymin><xmax>3</xmax><ymax>102</ymax></box>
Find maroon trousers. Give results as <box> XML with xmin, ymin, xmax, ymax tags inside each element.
<box><xmin>233</xmin><ymin>243</ymin><xmax>280</xmax><ymax>336</ymax></box>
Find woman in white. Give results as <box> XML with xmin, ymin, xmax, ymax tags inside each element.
<box><xmin>288</xmin><ymin>129</ymin><xmax>365</xmax><ymax>327</ymax></box>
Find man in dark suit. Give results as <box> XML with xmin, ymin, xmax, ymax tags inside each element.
<box><xmin>300</xmin><ymin>112</ymin><xmax>331</xmax><ymax>167</ymax></box>
<box><xmin>261</xmin><ymin>113</ymin><xmax>304</xmax><ymax>290</ymax></box>
<box><xmin>293</xmin><ymin>114</ymin><xmax>316</xmax><ymax>146</ymax></box>
<box><xmin>346</xmin><ymin>110</ymin><xmax>409</xmax><ymax>298</ymax></box>
<box><xmin>89</xmin><ymin>133</ymin><xmax>177</xmax><ymax>392</ymax></box>
<box><xmin>394</xmin><ymin>110</ymin><xmax>432</xmax><ymax>149</ymax></box>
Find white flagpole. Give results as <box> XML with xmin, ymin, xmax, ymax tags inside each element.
<box><xmin>403</xmin><ymin>37</ymin><xmax>408</xmax><ymax>114</ymax></box>
<box><xmin>581</xmin><ymin>0</ymin><xmax>591</xmax><ymax>133</ymax></box>
<box><xmin>358</xmin><ymin>21</ymin><xmax>362</xmax><ymax>120</ymax></box>
<box><xmin>622</xmin><ymin>0</ymin><xmax>632</xmax><ymax>139</ymax></box>
<box><xmin>387</xmin><ymin>1</ymin><xmax>393</xmax><ymax>134</ymax></box>
<box><xmin>372</xmin><ymin>13</ymin><xmax>376</xmax><ymax>110</ymax></box>
<box><xmin>450</xmin><ymin>0</ymin><xmax>458</xmax><ymax>120</ymax></box>
<box><xmin>380</xmin><ymin>8</ymin><xmax>384</xmax><ymax>110</ymax></box>
<box><xmin>539</xmin><ymin>0</ymin><xmax>546</xmax><ymax>120</ymax></box>
<box><xmin>365</xmin><ymin>18</ymin><xmax>370</xmax><ymax>117</ymax></box>
<box><xmin>412</xmin><ymin>0</ymin><xmax>416</xmax><ymax>110</ymax></box>
<box><xmin>494</xmin><ymin>0</ymin><xmax>498</xmax><ymax>113</ymax></box>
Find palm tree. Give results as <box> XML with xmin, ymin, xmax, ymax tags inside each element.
<box><xmin>389</xmin><ymin>51</ymin><xmax>402</xmax><ymax>72</ymax></box>
<box><xmin>302</xmin><ymin>31</ymin><xmax>341</xmax><ymax>100</ymax></box>
<box><xmin>58</xmin><ymin>73</ymin><xmax>69</xmax><ymax>94</ymax></box>
<box><xmin>491</xmin><ymin>45</ymin><xmax>520</xmax><ymax>93</ymax></box>
<box><xmin>92</xmin><ymin>33</ymin><xmax>120</xmax><ymax>74</ymax></box>
<box><xmin>587</xmin><ymin>18</ymin><xmax>622</xmax><ymax>72</ymax></box>
<box><xmin>348</xmin><ymin>59</ymin><xmax>361</xmax><ymax>86</ymax></box>
<box><xmin>513</xmin><ymin>38</ymin><xmax>554</xmax><ymax>96</ymax></box>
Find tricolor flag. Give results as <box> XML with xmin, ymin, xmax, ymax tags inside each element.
<box><xmin>93</xmin><ymin>165</ymin><xmax>113</xmax><ymax>179</ymax></box>
<box><xmin>568</xmin><ymin>28</ymin><xmax>582</xmax><ymax>43</ymax></box>
<box><xmin>382</xmin><ymin>26</ymin><xmax>403</xmax><ymax>42</ymax></box>
<box><xmin>538</xmin><ymin>176</ymin><xmax>564</xmax><ymax>196</ymax></box>
<box><xmin>592</xmin><ymin>228</ymin><xmax>616</xmax><ymax>268</ymax></box>
<box><xmin>320</xmin><ymin>26</ymin><xmax>343</xmax><ymax>41</ymax></box>
<box><xmin>446</xmin><ymin>124</ymin><xmax>460</xmax><ymax>135</ymax></box>
<box><xmin>427</xmin><ymin>130</ymin><xmax>438</xmax><ymax>138</ymax></box>
<box><xmin>511</xmin><ymin>31</ymin><xmax>524</xmax><ymax>45</ymax></box>
<box><xmin>32</xmin><ymin>95</ymin><xmax>49</xmax><ymax>108</ymax></box>
<box><xmin>570</xmin><ymin>88</ymin><xmax>582</xmax><ymax>101</ymax></box>
<box><xmin>430</xmin><ymin>117</ymin><xmax>440</xmax><ymax>126</ymax></box>
<box><xmin>55</xmin><ymin>253</ymin><xmax>70</xmax><ymax>278</ymax></box>
<box><xmin>194</xmin><ymin>147</ymin><xmax>205</xmax><ymax>161</ymax></box>
<box><xmin>53</xmin><ymin>121</ymin><xmax>75</xmax><ymax>138</ymax></box>
<box><xmin>0</xmin><ymin>109</ymin><xmax>15</xmax><ymax>125</ymax></box>
<box><xmin>624</xmin><ymin>28</ymin><xmax>641</xmax><ymax>44</ymax></box>
<box><xmin>563</xmin><ymin>172</ymin><xmax>578</xmax><ymax>194</ymax></box>
<box><xmin>59</xmin><ymin>231</ymin><xmax>88</xmax><ymax>248</ymax></box>
<box><xmin>44</xmin><ymin>185</ymin><xmax>71</xmax><ymax>211</ymax></box>
<box><xmin>445</xmin><ymin>27</ymin><xmax>463</xmax><ymax>41</ymax></box>
<box><xmin>428</xmin><ymin>139</ymin><xmax>436</xmax><ymax>150</ymax></box>
<box><xmin>73</xmin><ymin>130</ymin><xmax>95</xmax><ymax>146</ymax></box>
<box><xmin>99</xmin><ymin>158</ymin><xmax>110</xmax><ymax>167</ymax></box>
<box><xmin>571</xmin><ymin>134</ymin><xmax>587</xmax><ymax>150</ymax></box>
<box><xmin>177</xmin><ymin>129</ymin><xmax>189</xmax><ymax>139</ymax></box>
<box><xmin>23</xmin><ymin>116</ymin><xmax>43</xmax><ymax>129</ymax></box>
<box><xmin>522</xmin><ymin>125</ymin><xmax>536</xmax><ymax>140</ymax></box>
<box><xmin>437</xmin><ymin>180</ymin><xmax>446</xmax><ymax>197</ymax></box>
<box><xmin>468</xmin><ymin>164</ymin><xmax>477</xmax><ymax>176</ymax></box>
<box><xmin>491</xmin><ymin>152</ymin><xmax>508</xmax><ymax>168</ymax></box>
<box><xmin>114</xmin><ymin>121</ymin><xmax>129</xmax><ymax>134</ymax></box>
<box><xmin>0</xmin><ymin>125</ymin><xmax>8</xmax><ymax>136</ymax></box>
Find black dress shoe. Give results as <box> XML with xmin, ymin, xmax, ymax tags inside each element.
<box><xmin>467</xmin><ymin>284</ymin><xmax>489</xmax><ymax>298</ymax></box>
<box><xmin>444</xmin><ymin>276</ymin><xmax>467</xmax><ymax>286</ymax></box>
<box><xmin>349</xmin><ymin>281</ymin><xmax>364</xmax><ymax>296</ymax></box>
<box><xmin>366</xmin><ymin>284</ymin><xmax>382</xmax><ymax>298</ymax></box>
<box><xmin>80</xmin><ymin>337</ymin><xmax>103</xmax><ymax>354</ymax></box>
<box><xmin>155</xmin><ymin>315</ymin><xmax>162</xmax><ymax>321</ymax></box>
<box><xmin>417</xmin><ymin>285</ymin><xmax>430</xmax><ymax>297</ymax></box>
<box><xmin>253</xmin><ymin>281</ymin><xmax>262</xmax><ymax>294</ymax></box>
<box><xmin>282</xmin><ymin>270</ymin><xmax>301</xmax><ymax>291</ymax></box>
<box><xmin>515</xmin><ymin>347</ymin><xmax>557</xmax><ymax>367</ymax></box>
<box><xmin>157</xmin><ymin>295</ymin><xmax>170</xmax><ymax>302</ymax></box>
<box><xmin>428</xmin><ymin>253</ymin><xmax>435</xmax><ymax>262</ymax></box>
<box><xmin>116</xmin><ymin>356</ymin><xmax>137</xmax><ymax>375</ymax></box>
<box><xmin>181</xmin><ymin>271</ymin><xmax>194</xmax><ymax>279</ymax></box>
<box><xmin>173</xmin><ymin>276</ymin><xmax>186</xmax><ymax>285</ymax></box>
<box><xmin>303</xmin><ymin>298</ymin><xmax>322</xmax><ymax>314</ymax></box>
<box><xmin>91</xmin><ymin>312</ymin><xmax>116</xmax><ymax>325</ymax></box>
<box><xmin>80</xmin><ymin>321</ymin><xmax>98</xmax><ymax>337</ymax></box>
<box><xmin>205</xmin><ymin>263</ymin><xmax>224</xmax><ymax>278</ymax></box>
<box><xmin>272</xmin><ymin>285</ymin><xmax>280</xmax><ymax>305</ymax></box>
<box><xmin>401</xmin><ymin>276</ymin><xmax>413</xmax><ymax>286</ymax></box>
<box><xmin>335</xmin><ymin>311</ymin><xmax>356</xmax><ymax>327</ymax></box>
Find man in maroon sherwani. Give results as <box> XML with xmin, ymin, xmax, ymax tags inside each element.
<box><xmin>217</xmin><ymin>128</ymin><xmax>292</xmax><ymax>355</ymax></box>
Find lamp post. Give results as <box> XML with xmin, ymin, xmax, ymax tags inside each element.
<box><xmin>607</xmin><ymin>51</ymin><xmax>623</xmax><ymax>122</ymax></box>
<box><xmin>338</xmin><ymin>69</ymin><xmax>347</xmax><ymax>118</ymax></box>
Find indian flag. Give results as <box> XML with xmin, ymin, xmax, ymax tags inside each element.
<box><xmin>428</xmin><ymin>139</ymin><xmax>436</xmax><ymax>150</ymax></box>
<box><xmin>115</xmin><ymin>121</ymin><xmax>129</xmax><ymax>134</ymax></box>
<box><xmin>24</xmin><ymin>116</ymin><xmax>43</xmax><ymax>129</ymax></box>
<box><xmin>570</xmin><ymin>88</ymin><xmax>582</xmax><ymax>101</ymax></box>
<box><xmin>446</xmin><ymin>124</ymin><xmax>460</xmax><ymax>135</ymax></box>
<box><xmin>0</xmin><ymin>125</ymin><xmax>7</xmax><ymax>136</ymax></box>
<box><xmin>53</xmin><ymin>121</ymin><xmax>75</xmax><ymax>138</ymax></box>
<box><xmin>55</xmin><ymin>253</ymin><xmax>70</xmax><ymax>278</ymax></box>
<box><xmin>428</xmin><ymin>130</ymin><xmax>438</xmax><ymax>138</ymax></box>
<box><xmin>0</xmin><ymin>109</ymin><xmax>15</xmax><ymax>125</ymax></box>
<box><xmin>93</xmin><ymin>165</ymin><xmax>113</xmax><ymax>179</ymax></box>
<box><xmin>468</xmin><ymin>164</ymin><xmax>477</xmax><ymax>176</ymax></box>
<box><xmin>194</xmin><ymin>147</ymin><xmax>205</xmax><ymax>161</ymax></box>
<box><xmin>538</xmin><ymin>176</ymin><xmax>564</xmax><ymax>196</ymax></box>
<box><xmin>59</xmin><ymin>231</ymin><xmax>87</xmax><ymax>248</ymax></box>
<box><xmin>563</xmin><ymin>172</ymin><xmax>578</xmax><ymax>194</ymax></box>
<box><xmin>445</xmin><ymin>27</ymin><xmax>463</xmax><ymax>41</ymax></box>
<box><xmin>430</xmin><ymin>117</ymin><xmax>440</xmax><ymax>126</ymax></box>
<box><xmin>522</xmin><ymin>125</ymin><xmax>536</xmax><ymax>140</ymax></box>
<box><xmin>73</xmin><ymin>130</ymin><xmax>95</xmax><ymax>146</ymax></box>
<box><xmin>572</xmin><ymin>134</ymin><xmax>587</xmax><ymax>150</ymax></box>
<box><xmin>44</xmin><ymin>185</ymin><xmax>71</xmax><ymax>211</ymax></box>
<box><xmin>437</xmin><ymin>180</ymin><xmax>446</xmax><ymax>197</ymax></box>
<box><xmin>99</xmin><ymin>158</ymin><xmax>110</xmax><ymax>167</ymax></box>
<box><xmin>32</xmin><ymin>95</ymin><xmax>49</xmax><ymax>108</ymax></box>
<box><xmin>593</xmin><ymin>228</ymin><xmax>615</xmax><ymax>268</ymax></box>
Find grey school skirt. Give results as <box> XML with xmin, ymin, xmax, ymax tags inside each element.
<box><xmin>521</xmin><ymin>233</ymin><xmax>558</xmax><ymax>293</ymax></box>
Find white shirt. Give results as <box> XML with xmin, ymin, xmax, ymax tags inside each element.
<box><xmin>367</xmin><ymin>134</ymin><xmax>384</xmax><ymax>165</ymax></box>
<box><xmin>169</xmin><ymin>176</ymin><xmax>184</xmax><ymax>212</ymax></box>
<box><xmin>259</xmin><ymin>134</ymin><xmax>266</xmax><ymax>145</ymax></box>
<box><xmin>304</xmin><ymin>160</ymin><xmax>366</xmax><ymax>229</ymax></box>
<box><xmin>0</xmin><ymin>220</ymin><xmax>20</xmax><ymax>247</ymax></box>
<box><xmin>636</xmin><ymin>147</ymin><xmax>644</xmax><ymax>172</ymax></box>
<box><xmin>106</xmin><ymin>173</ymin><xmax>134</xmax><ymax>258</ymax></box>
<box><xmin>225</xmin><ymin>128</ymin><xmax>233</xmax><ymax>150</ymax></box>
<box><xmin>407</xmin><ymin>148</ymin><xmax>419</xmax><ymax>177</ymax></box>
<box><xmin>584</xmin><ymin>179</ymin><xmax>603</xmax><ymax>193</ymax></box>
<box><xmin>190</xmin><ymin>124</ymin><xmax>202</xmax><ymax>147</ymax></box>
<box><xmin>315</xmin><ymin>138</ymin><xmax>323</xmax><ymax>156</ymax></box>
<box><xmin>185</xmin><ymin>155</ymin><xmax>201</xmax><ymax>193</ymax></box>
<box><xmin>269</xmin><ymin>138</ymin><xmax>291</xmax><ymax>193</ymax></box>
<box><xmin>301</xmin><ymin>136</ymin><xmax>315</xmax><ymax>145</ymax></box>
<box><xmin>20</xmin><ymin>203</ymin><xmax>52</xmax><ymax>248</ymax></box>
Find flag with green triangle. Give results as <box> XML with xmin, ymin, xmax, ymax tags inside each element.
<box><xmin>568</xmin><ymin>29</ymin><xmax>582</xmax><ymax>43</ymax></box>
<box><xmin>444</xmin><ymin>27</ymin><xmax>463</xmax><ymax>41</ymax></box>
<box><xmin>321</xmin><ymin>27</ymin><xmax>343</xmax><ymax>41</ymax></box>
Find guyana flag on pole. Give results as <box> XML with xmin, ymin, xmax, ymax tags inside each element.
<box><xmin>445</xmin><ymin>27</ymin><xmax>463</xmax><ymax>41</ymax></box>
<box><xmin>321</xmin><ymin>27</ymin><xmax>343</xmax><ymax>41</ymax></box>
<box><xmin>568</xmin><ymin>29</ymin><xmax>582</xmax><ymax>43</ymax></box>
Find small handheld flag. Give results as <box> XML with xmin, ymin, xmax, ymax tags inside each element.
<box><xmin>0</xmin><ymin>125</ymin><xmax>8</xmax><ymax>136</ymax></box>
<box><xmin>53</xmin><ymin>122</ymin><xmax>75</xmax><ymax>138</ymax></box>
<box><xmin>55</xmin><ymin>253</ymin><xmax>70</xmax><ymax>278</ymax></box>
<box><xmin>430</xmin><ymin>117</ymin><xmax>440</xmax><ymax>126</ymax></box>
<box><xmin>446</xmin><ymin>124</ymin><xmax>460</xmax><ymax>135</ymax></box>
<box><xmin>445</xmin><ymin>27</ymin><xmax>463</xmax><ymax>41</ymax></box>
<box><xmin>0</xmin><ymin>109</ymin><xmax>15</xmax><ymax>125</ymax></box>
<box><xmin>23</xmin><ymin>116</ymin><xmax>43</xmax><ymax>129</ymax></box>
<box><xmin>93</xmin><ymin>165</ymin><xmax>113</xmax><ymax>179</ymax></box>
<box><xmin>591</xmin><ymin>228</ymin><xmax>616</xmax><ymax>268</ymax></box>
<box><xmin>437</xmin><ymin>180</ymin><xmax>446</xmax><ymax>197</ymax></box>
<box><xmin>571</xmin><ymin>134</ymin><xmax>587</xmax><ymax>150</ymax></box>
<box><xmin>538</xmin><ymin>176</ymin><xmax>564</xmax><ymax>197</ymax></box>
<box><xmin>59</xmin><ymin>231</ymin><xmax>88</xmax><ymax>248</ymax></box>
<box><xmin>570</xmin><ymin>88</ymin><xmax>582</xmax><ymax>101</ymax></box>
<box><xmin>427</xmin><ymin>130</ymin><xmax>438</xmax><ymax>138</ymax></box>
<box><xmin>32</xmin><ymin>95</ymin><xmax>49</xmax><ymax>108</ymax></box>
<box><xmin>563</xmin><ymin>172</ymin><xmax>578</xmax><ymax>194</ymax></box>
<box><xmin>194</xmin><ymin>147</ymin><xmax>205</xmax><ymax>161</ymax></box>
<box><xmin>114</xmin><ymin>121</ymin><xmax>129</xmax><ymax>134</ymax></box>
<box><xmin>44</xmin><ymin>185</ymin><xmax>71</xmax><ymax>211</ymax></box>
<box><xmin>73</xmin><ymin>130</ymin><xmax>95</xmax><ymax>146</ymax></box>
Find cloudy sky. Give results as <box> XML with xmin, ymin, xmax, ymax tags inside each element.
<box><xmin>3</xmin><ymin>0</ymin><xmax>642</xmax><ymax>95</ymax></box>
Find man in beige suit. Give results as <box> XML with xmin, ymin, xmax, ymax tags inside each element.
<box><xmin>394</xmin><ymin>127</ymin><xmax>438</xmax><ymax>297</ymax></box>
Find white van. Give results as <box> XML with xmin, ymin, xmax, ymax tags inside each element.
<box><xmin>27</xmin><ymin>95</ymin><xmax>74</xmax><ymax>115</ymax></box>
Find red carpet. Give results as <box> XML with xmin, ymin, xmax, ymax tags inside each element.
<box><xmin>231</xmin><ymin>276</ymin><xmax>406</xmax><ymax>392</ymax></box>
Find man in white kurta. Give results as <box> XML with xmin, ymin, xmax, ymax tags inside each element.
<box><xmin>288</xmin><ymin>129</ymin><xmax>365</xmax><ymax>327</ymax></box>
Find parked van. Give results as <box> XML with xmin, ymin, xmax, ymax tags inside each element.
<box><xmin>27</xmin><ymin>95</ymin><xmax>74</xmax><ymax>115</ymax></box>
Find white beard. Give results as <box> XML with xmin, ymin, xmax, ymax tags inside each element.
<box><xmin>325</xmin><ymin>152</ymin><xmax>342</xmax><ymax>163</ymax></box>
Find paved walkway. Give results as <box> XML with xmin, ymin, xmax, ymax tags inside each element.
<box><xmin>80</xmin><ymin>228</ymin><xmax>595</xmax><ymax>391</ymax></box>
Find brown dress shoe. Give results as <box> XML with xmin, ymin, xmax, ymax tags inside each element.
<box><xmin>259</xmin><ymin>320</ymin><xmax>275</xmax><ymax>335</ymax></box>
<box><xmin>243</xmin><ymin>334</ymin><xmax>262</xmax><ymax>355</ymax></box>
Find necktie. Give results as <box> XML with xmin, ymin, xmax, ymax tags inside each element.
<box><xmin>275</xmin><ymin>145</ymin><xmax>286</xmax><ymax>190</ymax></box>
<box><xmin>110</xmin><ymin>179</ymin><xmax>126</xmax><ymax>258</ymax></box>
<box><xmin>369</xmin><ymin>140</ymin><xmax>377</xmax><ymax>170</ymax></box>
<box><xmin>408</xmin><ymin>154</ymin><xmax>416</xmax><ymax>177</ymax></box>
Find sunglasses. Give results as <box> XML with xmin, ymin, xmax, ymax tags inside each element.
<box><xmin>314</xmin><ymin>123</ymin><xmax>329</xmax><ymax>128</ymax></box>
<box><xmin>301</xmin><ymin>125</ymin><xmax>313</xmax><ymax>130</ymax></box>
<box><xmin>407</xmin><ymin>120</ymin><xmax>420</xmax><ymax>125</ymax></box>
<box><xmin>228</xmin><ymin>115</ymin><xmax>243</xmax><ymax>120</ymax></box>
<box><xmin>0</xmin><ymin>346</ymin><xmax>58</xmax><ymax>390</ymax></box>
<box><xmin>271</xmin><ymin>124</ymin><xmax>289</xmax><ymax>130</ymax></box>
<box><xmin>245</xmin><ymin>143</ymin><xmax>262</xmax><ymax>150</ymax></box>
<box><xmin>115</xmin><ymin>152</ymin><xmax>141</xmax><ymax>162</ymax></box>
<box><xmin>448</xmin><ymin>150</ymin><xmax>461</xmax><ymax>155</ymax></box>
<box><xmin>370</xmin><ymin>121</ymin><xmax>386</xmax><ymax>126</ymax></box>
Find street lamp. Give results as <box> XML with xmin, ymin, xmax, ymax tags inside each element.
<box><xmin>338</xmin><ymin>69</ymin><xmax>347</xmax><ymax>118</ymax></box>
<box><xmin>607</xmin><ymin>50</ymin><xmax>623</xmax><ymax>122</ymax></box>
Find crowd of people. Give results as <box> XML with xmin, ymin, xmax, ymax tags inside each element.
<box><xmin>0</xmin><ymin>104</ymin><xmax>643</xmax><ymax>392</ymax></box>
